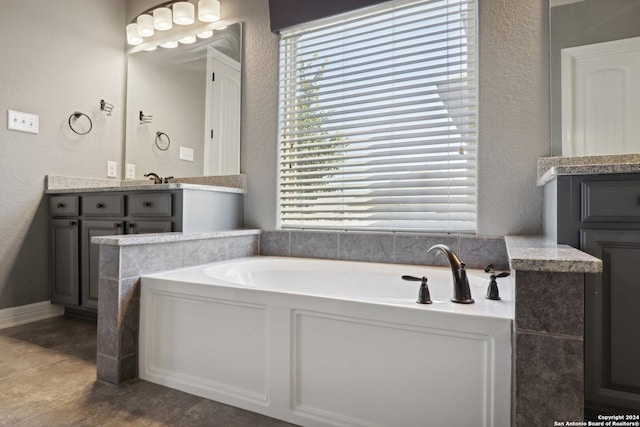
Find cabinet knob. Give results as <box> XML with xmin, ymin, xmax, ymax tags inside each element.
<box><xmin>128</xmin><ymin>223</ymin><xmax>136</xmax><ymax>229</ymax></box>
<box><xmin>57</xmin><ymin>203</ymin><xmax>66</xmax><ymax>208</ymax></box>
<box><xmin>143</xmin><ymin>201</ymin><xmax>153</xmax><ymax>207</ymax></box>
<box><xmin>113</xmin><ymin>223</ymin><xmax>122</xmax><ymax>229</ymax></box>
<box><xmin>97</xmin><ymin>203</ymin><xmax>105</xmax><ymax>208</ymax></box>
<box><xmin>69</xmin><ymin>221</ymin><xmax>76</xmax><ymax>226</ymax></box>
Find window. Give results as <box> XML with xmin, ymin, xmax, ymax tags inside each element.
<box><xmin>277</xmin><ymin>0</ymin><xmax>477</xmax><ymax>232</ymax></box>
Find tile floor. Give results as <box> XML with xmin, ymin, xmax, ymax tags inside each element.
<box><xmin>0</xmin><ymin>315</ymin><xmax>297</xmax><ymax>426</ymax></box>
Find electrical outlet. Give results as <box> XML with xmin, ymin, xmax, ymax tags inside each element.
<box><xmin>8</xmin><ymin>110</ymin><xmax>39</xmax><ymax>134</ymax></box>
<box><xmin>126</xmin><ymin>163</ymin><xmax>136</xmax><ymax>179</ymax></box>
<box><xmin>107</xmin><ymin>161</ymin><xmax>118</xmax><ymax>178</ymax></box>
<box><xmin>179</xmin><ymin>146</ymin><xmax>194</xmax><ymax>162</ymax></box>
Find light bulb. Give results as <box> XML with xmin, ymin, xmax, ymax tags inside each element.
<box><xmin>126</xmin><ymin>23</ymin><xmax>143</xmax><ymax>45</ymax></box>
<box><xmin>153</xmin><ymin>7</ymin><xmax>172</xmax><ymax>31</ymax></box>
<box><xmin>173</xmin><ymin>2</ymin><xmax>195</xmax><ymax>25</ymax></box>
<box><xmin>180</xmin><ymin>35</ymin><xmax>197</xmax><ymax>44</ymax></box>
<box><xmin>198</xmin><ymin>0</ymin><xmax>220</xmax><ymax>22</ymax></box>
<box><xmin>197</xmin><ymin>30</ymin><xmax>214</xmax><ymax>39</ymax></box>
<box><xmin>160</xmin><ymin>40</ymin><xmax>179</xmax><ymax>48</ymax></box>
<box><xmin>137</xmin><ymin>14</ymin><xmax>154</xmax><ymax>37</ymax></box>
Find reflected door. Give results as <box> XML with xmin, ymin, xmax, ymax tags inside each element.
<box><xmin>561</xmin><ymin>37</ymin><xmax>640</xmax><ymax>156</ymax></box>
<box><xmin>205</xmin><ymin>48</ymin><xmax>241</xmax><ymax>175</ymax></box>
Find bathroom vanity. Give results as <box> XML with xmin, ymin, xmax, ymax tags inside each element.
<box><xmin>539</xmin><ymin>155</ymin><xmax>640</xmax><ymax>415</ymax></box>
<box><xmin>47</xmin><ymin>178</ymin><xmax>244</xmax><ymax>316</ymax></box>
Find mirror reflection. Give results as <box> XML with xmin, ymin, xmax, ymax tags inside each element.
<box><xmin>550</xmin><ymin>0</ymin><xmax>640</xmax><ymax>156</ymax></box>
<box><xmin>125</xmin><ymin>22</ymin><xmax>242</xmax><ymax>178</ymax></box>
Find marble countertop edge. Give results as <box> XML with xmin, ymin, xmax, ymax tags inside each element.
<box><xmin>505</xmin><ymin>235</ymin><xmax>602</xmax><ymax>273</ymax></box>
<box><xmin>46</xmin><ymin>183</ymin><xmax>245</xmax><ymax>194</ymax></box>
<box><xmin>92</xmin><ymin>229</ymin><xmax>261</xmax><ymax>246</ymax></box>
<box><xmin>536</xmin><ymin>154</ymin><xmax>640</xmax><ymax>186</ymax></box>
<box><xmin>45</xmin><ymin>174</ymin><xmax>247</xmax><ymax>194</ymax></box>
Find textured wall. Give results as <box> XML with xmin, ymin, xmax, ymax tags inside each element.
<box><xmin>476</xmin><ymin>0</ymin><xmax>550</xmax><ymax>235</ymax></box>
<box><xmin>0</xmin><ymin>0</ymin><xmax>126</xmax><ymax>309</ymax></box>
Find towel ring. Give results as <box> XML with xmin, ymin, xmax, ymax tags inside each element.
<box><xmin>68</xmin><ymin>112</ymin><xmax>93</xmax><ymax>135</ymax></box>
<box><xmin>155</xmin><ymin>131</ymin><xmax>170</xmax><ymax>151</ymax></box>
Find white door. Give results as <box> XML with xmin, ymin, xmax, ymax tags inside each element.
<box><xmin>562</xmin><ymin>37</ymin><xmax>640</xmax><ymax>156</ymax></box>
<box><xmin>204</xmin><ymin>48</ymin><xmax>241</xmax><ymax>175</ymax></box>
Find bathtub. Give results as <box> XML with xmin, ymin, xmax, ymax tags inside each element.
<box><xmin>139</xmin><ymin>256</ymin><xmax>513</xmax><ymax>427</ymax></box>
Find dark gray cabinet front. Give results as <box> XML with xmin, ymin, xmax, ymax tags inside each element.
<box><xmin>49</xmin><ymin>191</ymin><xmax>178</xmax><ymax>314</ymax></box>
<box><xmin>81</xmin><ymin>220</ymin><xmax>124</xmax><ymax>310</ymax></box>
<box><xmin>49</xmin><ymin>219</ymin><xmax>79</xmax><ymax>306</ymax></box>
<box><xmin>551</xmin><ymin>174</ymin><xmax>640</xmax><ymax>415</ymax></box>
<box><xmin>582</xmin><ymin>229</ymin><xmax>640</xmax><ymax>414</ymax></box>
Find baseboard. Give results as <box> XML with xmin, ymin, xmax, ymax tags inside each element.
<box><xmin>0</xmin><ymin>301</ymin><xmax>65</xmax><ymax>330</ymax></box>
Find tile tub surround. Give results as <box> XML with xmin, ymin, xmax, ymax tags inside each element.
<box><xmin>260</xmin><ymin>230</ymin><xmax>510</xmax><ymax>270</ymax></box>
<box><xmin>94</xmin><ymin>230</ymin><xmax>260</xmax><ymax>384</ymax></box>
<box><xmin>536</xmin><ymin>154</ymin><xmax>640</xmax><ymax>186</ymax></box>
<box><xmin>505</xmin><ymin>236</ymin><xmax>602</xmax><ymax>426</ymax></box>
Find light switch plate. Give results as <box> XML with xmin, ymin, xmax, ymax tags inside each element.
<box><xmin>126</xmin><ymin>163</ymin><xmax>136</xmax><ymax>179</ymax></box>
<box><xmin>8</xmin><ymin>110</ymin><xmax>39</xmax><ymax>134</ymax></box>
<box><xmin>179</xmin><ymin>146</ymin><xmax>194</xmax><ymax>162</ymax></box>
<box><xmin>107</xmin><ymin>161</ymin><xmax>118</xmax><ymax>178</ymax></box>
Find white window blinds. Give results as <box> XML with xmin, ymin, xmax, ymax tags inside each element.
<box><xmin>277</xmin><ymin>0</ymin><xmax>477</xmax><ymax>232</ymax></box>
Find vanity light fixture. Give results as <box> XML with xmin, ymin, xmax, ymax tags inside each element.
<box><xmin>137</xmin><ymin>14</ymin><xmax>155</xmax><ymax>37</ymax></box>
<box><xmin>173</xmin><ymin>2</ymin><xmax>195</xmax><ymax>25</ymax></box>
<box><xmin>127</xmin><ymin>1</ymin><xmax>227</xmax><ymax>49</ymax></box>
<box><xmin>153</xmin><ymin>7</ymin><xmax>173</xmax><ymax>31</ymax></box>
<box><xmin>197</xmin><ymin>0</ymin><xmax>220</xmax><ymax>22</ymax></box>
<box><xmin>126</xmin><ymin>23</ymin><xmax>143</xmax><ymax>45</ymax></box>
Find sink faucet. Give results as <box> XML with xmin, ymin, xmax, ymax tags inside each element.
<box><xmin>144</xmin><ymin>172</ymin><xmax>162</xmax><ymax>184</ymax></box>
<box><xmin>427</xmin><ymin>244</ymin><xmax>474</xmax><ymax>304</ymax></box>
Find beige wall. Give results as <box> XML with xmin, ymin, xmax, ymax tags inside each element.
<box><xmin>0</xmin><ymin>0</ymin><xmax>126</xmax><ymax>309</ymax></box>
<box><xmin>0</xmin><ymin>0</ymin><xmax>550</xmax><ymax>310</ymax></box>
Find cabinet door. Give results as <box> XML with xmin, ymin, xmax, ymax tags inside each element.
<box><xmin>582</xmin><ymin>229</ymin><xmax>640</xmax><ymax>413</ymax></box>
<box><xmin>49</xmin><ymin>219</ymin><xmax>79</xmax><ymax>306</ymax></box>
<box><xmin>81</xmin><ymin>220</ymin><xmax>123</xmax><ymax>310</ymax></box>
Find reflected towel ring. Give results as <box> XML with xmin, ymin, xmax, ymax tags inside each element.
<box><xmin>155</xmin><ymin>131</ymin><xmax>170</xmax><ymax>151</ymax></box>
<box><xmin>68</xmin><ymin>112</ymin><xmax>93</xmax><ymax>135</ymax></box>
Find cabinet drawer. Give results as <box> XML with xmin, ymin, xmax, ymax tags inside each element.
<box><xmin>82</xmin><ymin>194</ymin><xmax>125</xmax><ymax>217</ymax></box>
<box><xmin>49</xmin><ymin>196</ymin><xmax>79</xmax><ymax>216</ymax></box>
<box><xmin>582</xmin><ymin>181</ymin><xmax>640</xmax><ymax>221</ymax></box>
<box><xmin>128</xmin><ymin>193</ymin><xmax>172</xmax><ymax>217</ymax></box>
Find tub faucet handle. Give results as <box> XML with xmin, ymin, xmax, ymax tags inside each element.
<box><xmin>484</xmin><ymin>264</ymin><xmax>510</xmax><ymax>301</ymax></box>
<box><xmin>401</xmin><ymin>275</ymin><xmax>432</xmax><ymax>304</ymax></box>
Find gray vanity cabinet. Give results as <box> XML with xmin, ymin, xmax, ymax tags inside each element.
<box><xmin>49</xmin><ymin>190</ymin><xmax>182</xmax><ymax>314</ymax></box>
<box><xmin>49</xmin><ymin>188</ymin><xmax>242</xmax><ymax>315</ymax></box>
<box><xmin>544</xmin><ymin>173</ymin><xmax>640</xmax><ymax>415</ymax></box>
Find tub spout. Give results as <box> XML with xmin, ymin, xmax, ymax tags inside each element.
<box><xmin>427</xmin><ymin>244</ymin><xmax>474</xmax><ymax>304</ymax></box>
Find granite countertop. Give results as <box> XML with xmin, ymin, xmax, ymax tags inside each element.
<box><xmin>92</xmin><ymin>229</ymin><xmax>261</xmax><ymax>246</ymax></box>
<box><xmin>537</xmin><ymin>154</ymin><xmax>640</xmax><ymax>186</ymax></box>
<box><xmin>46</xmin><ymin>182</ymin><xmax>245</xmax><ymax>195</ymax></box>
<box><xmin>505</xmin><ymin>236</ymin><xmax>602</xmax><ymax>273</ymax></box>
<box><xmin>45</xmin><ymin>174</ymin><xmax>247</xmax><ymax>194</ymax></box>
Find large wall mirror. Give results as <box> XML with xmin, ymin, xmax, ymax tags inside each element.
<box><xmin>550</xmin><ymin>0</ymin><xmax>640</xmax><ymax>156</ymax></box>
<box><xmin>125</xmin><ymin>22</ymin><xmax>242</xmax><ymax>178</ymax></box>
